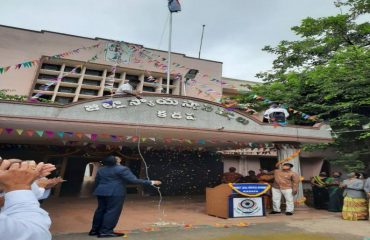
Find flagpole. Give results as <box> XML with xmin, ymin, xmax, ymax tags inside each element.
<box><xmin>166</xmin><ymin>12</ymin><xmax>173</xmax><ymax>94</ymax></box>
<box><xmin>198</xmin><ymin>24</ymin><xmax>206</xmax><ymax>59</ymax></box>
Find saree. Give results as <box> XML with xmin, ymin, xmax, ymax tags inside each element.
<box><xmin>342</xmin><ymin>197</ymin><xmax>368</xmax><ymax>220</ymax></box>
<box><xmin>326</xmin><ymin>177</ymin><xmax>343</xmax><ymax>212</ymax></box>
<box><xmin>312</xmin><ymin>176</ymin><xmax>329</xmax><ymax>209</ymax></box>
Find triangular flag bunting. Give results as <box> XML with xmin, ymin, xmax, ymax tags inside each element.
<box><xmin>26</xmin><ymin>130</ymin><xmax>35</xmax><ymax>137</ymax></box>
<box><xmin>36</xmin><ymin>130</ymin><xmax>44</xmax><ymax>137</ymax></box>
<box><xmin>91</xmin><ymin>133</ymin><xmax>97</xmax><ymax>141</ymax></box>
<box><xmin>16</xmin><ymin>129</ymin><xmax>24</xmax><ymax>135</ymax></box>
<box><xmin>85</xmin><ymin>134</ymin><xmax>92</xmax><ymax>139</ymax></box>
<box><xmin>65</xmin><ymin>132</ymin><xmax>74</xmax><ymax>137</ymax></box>
<box><xmin>149</xmin><ymin>137</ymin><xmax>156</xmax><ymax>142</ymax></box>
<box><xmin>100</xmin><ymin>134</ymin><xmax>109</xmax><ymax>138</ymax></box>
<box><xmin>5</xmin><ymin>128</ymin><xmax>13</xmax><ymax>134</ymax></box>
<box><xmin>75</xmin><ymin>133</ymin><xmax>83</xmax><ymax>139</ymax></box>
<box><xmin>45</xmin><ymin>130</ymin><xmax>54</xmax><ymax>138</ymax></box>
<box><xmin>57</xmin><ymin>132</ymin><xmax>64</xmax><ymax>138</ymax></box>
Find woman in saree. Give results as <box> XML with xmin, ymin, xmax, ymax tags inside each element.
<box><xmin>326</xmin><ymin>172</ymin><xmax>344</xmax><ymax>212</ymax></box>
<box><xmin>341</xmin><ymin>172</ymin><xmax>368</xmax><ymax>221</ymax></box>
<box><xmin>311</xmin><ymin>172</ymin><xmax>329</xmax><ymax>209</ymax></box>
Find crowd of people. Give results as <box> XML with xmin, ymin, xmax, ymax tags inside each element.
<box><xmin>223</xmin><ymin>166</ymin><xmax>370</xmax><ymax>221</ymax></box>
<box><xmin>222</xmin><ymin>163</ymin><xmax>300</xmax><ymax>215</ymax></box>
<box><xmin>311</xmin><ymin>171</ymin><xmax>370</xmax><ymax>221</ymax></box>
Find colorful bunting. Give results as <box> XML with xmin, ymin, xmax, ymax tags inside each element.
<box><xmin>5</xmin><ymin>128</ymin><xmax>13</xmax><ymax>134</ymax></box>
<box><xmin>45</xmin><ymin>130</ymin><xmax>54</xmax><ymax>138</ymax></box>
<box><xmin>26</xmin><ymin>130</ymin><xmax>34</xmax><ymax>137</ymax></box>
<box><xmin>75</xmin><ymin>133</ymin><xmax>83</xmax><ymax>139</ymax></box>
<box><xmin>85</xmin><ymin>134</ymin><xmax>92</xmax><ymax>140</ymax></box>
<box><xmin>0</xmin><ymin>127</ymin><xmax>294</xmax><ymax>151</ymax></box>
<box><xmin>0</xmin><ymin>43</ymin><xmax>100</xmax><ymax>76</ymax></box>
<box><xmin>91</xmin><ymin>133</ymin><xmax>98</xmax><ymax>141</ymax></box>
<box><xmin>36</xmin><ymin>130</ymin><xmax>44</xmax><ymax>137</ymax></box>
<box><xmin>16</xmin><ymin>129</ymin><xmax>24</xmax><ymax>135</ymax></box>
<box><xmin>57</xmin><ymin>132</ymin><xmax>64</xmax><ymax>138</ymax></box>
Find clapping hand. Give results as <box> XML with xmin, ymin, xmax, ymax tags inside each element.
<box><xmin>0</xmin><ymin>159</ymin><xmax>45</xmax><ymax>192</ymax></box>
<box><xmin>23</xmin><ymin>160</ymin><xmax>56</xmax><ymax>178</ymax></box>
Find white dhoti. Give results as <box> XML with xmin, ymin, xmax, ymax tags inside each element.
<box><xmin>272</xmin><ymin>187</ymin><xmax>294</xmax><ymax>213</ymax></box>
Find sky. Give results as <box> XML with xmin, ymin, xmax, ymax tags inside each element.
<box><xmin>0</xmin><ymin>0</ymin><xmax>341</xmax><ymax>81</ymax></box>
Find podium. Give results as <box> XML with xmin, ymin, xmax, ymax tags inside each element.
<box><xmin>206</xmin><ymin>183</ymin><xmax>270</xmax><ymax>219</ymax></box>
<box><xmin>206</xmin><ymin>184</ymin><xmax>232</xmax><ymax>218</ymax></box>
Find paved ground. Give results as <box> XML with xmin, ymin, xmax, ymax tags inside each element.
<box><xmin>53</xmin><ymin>222</ymin><xmax>368</xmax><ymax>240</ymax></box>
<box><xmin>46</xmin><ymin>196</ymin><xmax>370</xmax><ymax>240</ymax></box>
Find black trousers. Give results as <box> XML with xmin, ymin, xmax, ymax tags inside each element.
<box><xmin>92</xmin><ymin>196</ymin><xmax>125</xmax><ymax>234</ymax></box>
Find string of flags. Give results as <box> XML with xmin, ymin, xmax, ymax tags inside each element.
<box><xmin>0</xmin><ymin>43</ymin><xmax>101</xmax><ymax>76</ymax></box>
<box><xmin>252</xmin><ymin>95</ymin><xmax>318</xmax><ymax>121</ymax></box>
<box><xmin>30</xmin><ymin>47</ymin><xmax>105</xmax><ymax>101</ymax></box>
<box><xmin>128</xmin><ymin>45</ymin><xmax>223</xmax><ymax>101</ymax></box>
<box><xmin>30</xmin><ymin>65</ymin><xmax>82</xmax><ymax>101</ymax></box>
<box><xmin>0</xmin><ymin>127</ymin><xmax>283</xmax><ymax>149</ymax></box>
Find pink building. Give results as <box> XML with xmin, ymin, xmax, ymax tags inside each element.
<box><xmin>0</xmin><ymin>25</ymin><xmax>332</xmax><ymax>198</ymax></box>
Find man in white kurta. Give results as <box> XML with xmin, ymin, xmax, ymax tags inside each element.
<box><xmin>0</xmin><ymin>190</ymin><xmax>52</xmax><ymax>240</ymax></box>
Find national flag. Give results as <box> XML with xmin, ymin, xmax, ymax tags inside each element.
<box><xmin>168</xmin><ymin>0</ymin><xmax>181</xmax><ymax>12</ymax></box>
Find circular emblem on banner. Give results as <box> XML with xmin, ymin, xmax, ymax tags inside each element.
<box><xmin>236</xmin><ymin>199</ymin><xmax>260</xmax><ymax>214</ymax></box>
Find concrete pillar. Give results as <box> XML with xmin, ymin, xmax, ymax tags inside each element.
<box><xmin>276</xmin><ymin>144</ymin><xmax>306</xmax><ymax>207</ymax></box>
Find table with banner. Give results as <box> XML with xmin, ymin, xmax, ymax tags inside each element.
<box><xmin>206</xmin><ymin>183</ymin><xmax>271</xmax><ymax>218</ymax></box>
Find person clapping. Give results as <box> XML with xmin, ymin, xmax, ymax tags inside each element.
<box><xmin>0</xmin><ymin>159</ymin><xmax>56</xmax><ymax>240</ymax></box>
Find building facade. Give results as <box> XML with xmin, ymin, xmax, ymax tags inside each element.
<box><xmin>0</xmin><ymin>25</ymin><xmax>332</xmax><ymax>198</ymax></box>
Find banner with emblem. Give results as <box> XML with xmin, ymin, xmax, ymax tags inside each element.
<box><xmin>228</xmin><ymin>183</ymin><xmax>271</xmax><ymax>197</ymax></box>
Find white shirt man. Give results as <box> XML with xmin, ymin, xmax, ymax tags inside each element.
<box><xmin>263</xmin><ymin>105</ymin><xmax>290</xmax><ymax>120</ymax></box>
<box><xmin>116</xmin><ymin>82</ymin><xmax>133</xmax><ymax>94</ymax></box>
<box><xmin>0</xmin><ymin>190</ymin><xmax>52</xmax><ymax>240</ymax></box>
<box><xmin>1</xmin><ymin>181</ymin><xmax>48</xmax><ymax>201</ymax></box>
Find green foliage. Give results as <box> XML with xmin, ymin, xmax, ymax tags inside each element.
<box><xmin>246</xmin><ymin>0</ymin><xmax>370</xmax><ymax>171</ymax></box>
<box><xmin>0</xmin><ymin>89</ymin><xmax>53</xmax><ymax>103</ymax></box>
<box><xmin>0</xmin><ymin>89</ymin><xmax>27</xmax><ymax>101</ymax></box>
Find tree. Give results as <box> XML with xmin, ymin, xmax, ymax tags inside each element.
<box><xmin>240</xmin><ymin>0</ymin><xmax>370</xmax><ymax>171</ymax></box>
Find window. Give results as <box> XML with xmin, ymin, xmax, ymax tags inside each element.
<box><xmin>35</xmin><ymin>94</ymin><xmax>52</xmax><ymax>101</ymax></box>
<box><xmin>85</xmin><ymin>69</ymin><xmax>103</xmax><ymax>76</ymax></box>
<box><xmin>113</xmin><ymin>82</ymin><xmax>120</xmax><ymax>88</ymax></box>
<box><xmin>62</xmin><ymin>77</ymin><xmax>79</xmax><ymax>84</ymax></box>
<box><xmin>64</xmin><ymin>66</ymin><xmax>81</xmax><ymax>74</ymax></box>
<box><xmin>55</xmin><ymin>97</ymin><xmax>73</xmax><ymax>104</ymax></box>
<box><xmin>143</xmin><ymin>86</ymin><xmax>156</xmax><ymax>92</ymax></box>
<box><xmin>35</xmin><ymin>84</ymin><xmax>55</xmax><ymax>91</ymax></box>
<box><xmin>82</xmin><ymin>79</ymin><xmax>100</xmax><ymax>86</ymax></box>
<box><xmin>161</xmin><ymin>88</ymin><xmax>173</xmax><ymax>94</ymax></box>
<box><xmin>107</xmin><ymin>72</ymin><xmax>121</xmax><ymax>79</ymax></box>
<box><xmin>41</xmin><ymin>63</ymin><xmax>61</xmax><ymax>71</ymax></box>
<box><xmin>80</xmin><ymin>89</ymin><xmax>99</xmax><ymax>96</ymax></box>
<box><xmin>126</xmin><ymin>74</ymin><xmax>139</xmax><ymax>81</ymax></box>
<box><xmin>58</xmin><ymin>87</ymin><xmax>76</xmax><ymax>94</ymax></box>
<box><xmin>163</xmin><ymin>78</ymin><xmax>175</xmax><ymax>85</ymax></box>
<box><xmin>38</xmin><ymin>74</ymin><xmax>57</xmax><ymax>80</ymax></box>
